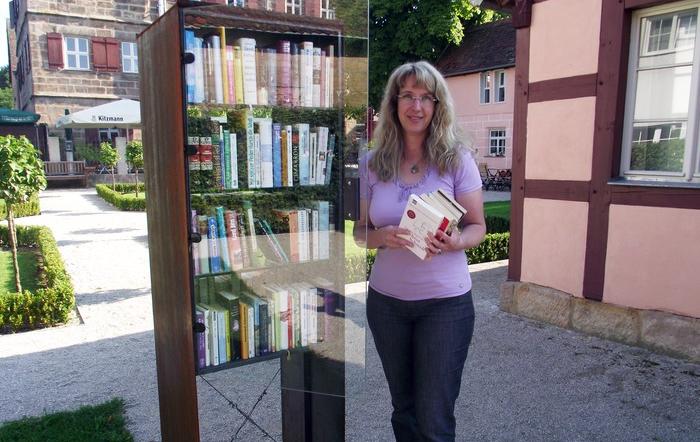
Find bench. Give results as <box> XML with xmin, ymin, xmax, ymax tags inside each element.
<box><xmin>44</xmin><ymin>161</ymin><xmax>94</xmax><ymax>187</ymax></box>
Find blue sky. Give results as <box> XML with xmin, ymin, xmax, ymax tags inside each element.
<box><xmin>1</xmin><ymin>0</ymin><xmax>9</xmax><ymax>67</ymax></box>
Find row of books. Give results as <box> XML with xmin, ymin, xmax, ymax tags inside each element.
<box><xmin>195</xmin><ymin>279</ymin><xmax>337</xmax><ymax>367</ymax></box>
<box><xmin>190</xmin><ymin>201</ymin><xmax>332</xmax><ymax>274</ymax></box>
<box><xmin>188</xmin><ymin>114</ymin><xmax>335</xmax><ymax>191</ymax></box>
<box><xmin>185</xmin><ymin>30</ymin><xmax>336</xmax><ymax>108</ymax></box>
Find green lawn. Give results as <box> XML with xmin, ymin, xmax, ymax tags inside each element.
<box><xmin>484</xmin><ymin>201</ymin><xmax>511</xmax><ymax>220</ymax></box>
<box><xmin>344</xmin><ymin>201</ymin><xmax>511</xmax><ymax>258</ymax></box>
<box><xmin>0</xmin><ymin>248</ymin><xmax>40</xmax><ymax>293</ymax></box>
<box><xmin>0</xmin><ymin>398</ymin><xmax>133</xmax><ymax>442</ymax></box>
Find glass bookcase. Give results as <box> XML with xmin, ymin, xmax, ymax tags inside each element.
<box><xmin>139</xmin><ymin>1</ymin><xmax>368</xmax><ymax>440</ymax></box>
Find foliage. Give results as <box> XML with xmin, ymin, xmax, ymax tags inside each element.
<box><xmin>485</xmin><ymin>216</ymin><xmax>509</xmax><ymax>234</ymax></box>
<box><xmin>99</xmin><ymin>142</ymin><xmax>119</xmax><ymax>190</ymax></box>
<box><xmin>74</xmin><ymin>144</ymin><xmax>102</xmax><ymax>164</ymax></box>
<box><xmin>368</xmin><ymin>1</ymin><xmax>504</xmax><ymax>107</ymax></box>
<box><xmin>630</xmin><ymin>139</ymin><xmax>685</xmax><ymax>173</ymax></box>
<box><xmin>0</xmin><ymin>65</ymin><xmax>12</xmax><ymax>108</ymax></box>
<box><xmin>0</xmin><ymin>193</ymin><xmax>40</xmax><ymax>219</ymax></box>
<box><xmin>0</xmin><ymin>225</ymin><xmax>74</xmax><ymax>333</ymax></box>
<box><xmin>125</xmin><ymin>140</ymin><xmax>144</xmax><ymax>197</ymax></box>
<box><xmin>0</xmin><ymin>398</ymin><xmax>133</xmax><ymax>442</ymax></box>
<box><xmin>96</xmin><ymin>184</ymin><xmax>146</xmax><ymax>211</ymax></box>
<box><xmin>345</xmin><ymin>231</ymin><xmax>510</xmax><ymax>283</ymax></box>
<box><xmin>0</xmin><ymin>135</ymin><xmax>46</xmax><ymax>292</ymax></box>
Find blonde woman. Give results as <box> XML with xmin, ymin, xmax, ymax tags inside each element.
<box><xmin>356</xmin><ymin>61</ymin><xmax>486</xmax><ymax>441</ymax></box>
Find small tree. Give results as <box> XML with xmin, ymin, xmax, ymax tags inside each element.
<box><xmin>0</xmin><ymin>135</ymin><xmax>46</xmax><ymax>293</ymax></box>
<box><xmin>99</xmin><ymin>142</ymin><xmax>119</xmax><ymax>191</ymax></box>
<box><xmin>125</xmin><ymin>140</ymin><xmax>144</xmax><ymax>197</ymax></box>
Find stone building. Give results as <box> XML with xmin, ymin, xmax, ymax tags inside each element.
<box><xmin>8</xmin><ymin>0</ymin><xmax>337</xmax><ymax>161</ymax></box>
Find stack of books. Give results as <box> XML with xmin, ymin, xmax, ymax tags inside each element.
<box><xmin>398</xmin><ymin>189</ymin><xmax>468</xmax><ymax>260</ymax></box>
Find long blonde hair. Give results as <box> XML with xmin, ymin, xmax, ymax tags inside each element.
<box><xmin>369</xmin><ymin>61</ymin><xmax>471</xmax><ymax>182</ymax></box>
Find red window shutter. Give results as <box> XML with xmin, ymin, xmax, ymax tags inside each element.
<box><xmin>92</xmin><ymin>37</ymin><xmax>108</xmax><ymax>71</ymax></box>
<box><xmin>105</xmin><ymin>38</ymin><xmax>120</xmax><ymax>72</ymax></box>
<box><xmin>47</xmin><ymin>33</ymin><xmax>63</xmax><ymax>69</ymax></box>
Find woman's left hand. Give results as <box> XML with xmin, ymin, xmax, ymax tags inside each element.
<box><xmin>424</xmin><ymin>229</ymin><xmax>463</xmax><ymax>259</ymax></box>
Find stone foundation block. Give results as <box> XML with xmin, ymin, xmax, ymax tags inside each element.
<box><xmin>499</xmin><ymin>281</ymin><xmax>517</xmax><ymax>313</ymax></box>
<box><xmin>640</xmin><ymin>310</ymin><xmax>700</xmax><ymax>362</ymax></box>
<box><xmin>572</xmin><ymin>298</ymin><xmax>640</xmax><ymax>345</ymax></box>
<box><xmin>514</xmin><ymin>283</ymin><xmax>571</xmax><ymax>328</ymax></box>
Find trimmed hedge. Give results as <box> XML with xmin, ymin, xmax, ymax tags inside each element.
<box><xmin>0</xmin><ymin>225</ymin><xmax>75</xmax><ymax>333</ymax></box>
<box><xmin>0</xmin><ymin>193</ymin><xmax>40</xmax><ymax>219</ymax></box>
<box><xmin>96</xmin><ymin>184</ymin><xmax>146</xmax><ymax>211</ymax></box>
<box><xmin>485</xmin><ymin>216</ymin><xmax>509</xmax><ymax>234</ymax></box>
<box><xmin>345</xmin><ymin>231</ymin><xmax>510</xmax><ymax>283</ymax></box>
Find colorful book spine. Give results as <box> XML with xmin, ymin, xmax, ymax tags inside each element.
<box><xmin>291</xmin><ymin>126</ymin><xmax>300</xmax><ymax>186</ymax></box>
<box><xmin>240</xmin><ymin>302</ymin><xmax>249</xmax><ymax>359</ymax></box>
<box><xmin>207</xmin><ymin>216</ymin><xmax>222</xmax><ymax>273</ymax></box>
<box><xmin>215</xmin><ymin>206</ymin><xmax>231</xmax><ymax>271</ymax></box>
<box><xmin>256</xmin><ymin>48</ymin><xmax>268</xmax><ymax>105</ymax></box>
<box><xmin>315</xmin><ymin>200</ymin><xmax>330</xmax><ymax>260</ymax></box>
<box><xmin>272</xmin><ymin>123</ymin><xmax>282</xmax><ymax>187</ymax></box>
<box><xmin>224</xmin><ymin>210</ymin><xmax>243</xmax><ymax>270</ymax></box>
<box><xmin>197</xmin><ymin>216</ymin><xmax>210</xmax><ymax>274</ymax></box>
<box><xmin>237</xmin><ymin>213</ymin><xmax>250</xmax><ymax>268</ymax></box>
<box><xmin>255</xmin><ymin>118</ymin><xmax>273</xmax><ymax>188</ymax></box>
<box><xmin>229</xmin><ymin>132</ymin><xmax>239</xmax><ymax>189</ymax></box>
<box><xmin>191</xmin><ymin>210</ymin><xmax>200</xmax><ymax>275</ymax></box>
<box><xmin>276</xmin><ymin>40</ymin><xmax>291</xmax><ymax>106</ymax></box>
<box><xmin>226</xmin><ymin>45</ymin><xmax>235</xmax><ymax>104</ymax></box>
<box><xmin>223</xmin><ymin>128</ymin><xmax>232</xmax><ymax>189</ymax></box>
<box><xmin>245</xmin><ymin>111</ymin><xmax>256</xmax><ymax>188</ymax></box>
<box><xmin>211</xmin><ymin>122</ymin><xmax>222</xmax><ymax>190</ymax></box>
<box><xmin>298</xmin><ymin>123</ymin><xmax>310</xmax><ymax>185</ymax></box>
<box><xmin>218</xmin><ymin>28</ymin><xmax>228</xmax><ymax>104</ymax></box>
<box><xmin>301</xmin><ymin>42</ymin><xmax>314</xmax><ymax>107</ymax></box>
<box><xmin>280</xmin><ymin>125</ymin><xmax>288</xmax><ymax>186</ymax></box>
<box><xmin>236</xmin><ymin>37</ymin><xmax>257</xmax><ymax>105</ymax></box>
<box><xmin>233</xmin><ymin>45</ymin><xmax>244</xmax><ymax>104</ymax></box>
<box><xmin>312</xmin><ymin>47</ymin><xmax>321</xmax><ymax>107</ymax></box>
<box><xmin>324</xmin><ymin>134</ymin><xmax>335</xmax><ymax>185</ymax></box>
<box><xmin>285</xmin><ymin>125</ymin><xmax>293</xmax><ymax>186</ymax></box>
<box><xmin>326</xmin><ymin>44</ymin><xmax>335</xmax><ymax>107</ymax></box>
<box><xmin>290</xmin><ymin>42</ymin><xmax>300</xmax><ymax>107</ymax></box>
<box><xmin>195</xmin><ymin>307</ymin><xmax>206</xmax><ymax>368</ymax></box>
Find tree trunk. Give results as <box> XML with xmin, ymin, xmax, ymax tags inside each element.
<box><xmin>134</xmin><ymin>168</ymin><xmax>139</xmax><ymax>198</ymax></box>
<box><xmin>111</xmin><ymin>168</ymin><xmax>116</xmax><ymax>191</ymax></box>
<box><xmin>7</xmin><ymin>205</ymin><xmax>22</xmax><ymax>293</ymax></box>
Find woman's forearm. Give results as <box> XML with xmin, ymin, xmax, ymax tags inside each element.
<box><xmin>456</xmin><ymin>223</ymin><xmax>486</xmax><ymax>250</ymax></box>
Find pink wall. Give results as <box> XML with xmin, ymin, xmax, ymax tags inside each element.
<box><xmin>521</xmin><ymin>198</ymin><xmax>589</xmax><ymax>298</ymax></box>
<box><xmin>446</xmin><ymin>68</ymin><xmax>515</xmax><ymax>170</ymax></box>
<box><xmin>529</xmin><ymin>0</ymin><xmax>601</xmax><ymax>82</ymax></box>
<box><xmin>526</xmin><ymin>97</ymin><xmax>596</xmax><ymax>181</ymax></box>
<box><xmin>605</xmin><ymin>205</ymin><xmax>700</xmax><ymax>318</ymax></box>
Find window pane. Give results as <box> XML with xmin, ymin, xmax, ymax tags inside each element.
<box><xmin>78</xmin><ymin>38</ymin><xmax>87</xmax><ymax>52</ymax></box>
<box><xmin>67</xmin><ymin>54</ymin><xmax>76</xmax><ymax>68</ymax></box>
<box><xmin>634</xmin><ymin>66</ymin><xmax>691</xmax><ymax>120</ymax></box>
<box><xmin>676</xmin><ymin>12</ymin><xmax>696</xmax><ymax>49</ymax></box>
<box><xmin>498</xmin><ymin>87</ymin><xmax>505</xmax><ymax>102</ymax></box>
<box><xmin>122</xmin><ymin>43</ymin><xmax>131</xmax><ymax>56</ymax></box>
<box><xmin>640</xmin><ymin>10</ymin><xmax>697</xmax><ymax>67</ymax></box>
<box><xmin>647</xmin><ymin>16</ymin><xmax>673</xmax><ymax>52</ymax></box>
<box><xmin>66</xmin><ymin>38</ymin><xmax>75</xmax><ymax>52</ymax></box>
<box><xmin>79</xmin><ymin>55</ymin><xmax>88</xmax><ymax>69</ymax></box>
<box><xmin>630</xmin><ymin>122</ymin><xmax>686</xmax><ymax>172</ymax></box>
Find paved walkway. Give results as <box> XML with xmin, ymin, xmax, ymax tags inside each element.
<box><xmin>1</xmin><ymin>189</ymin><xmax>698</xmax><ymax>442</ymax></box>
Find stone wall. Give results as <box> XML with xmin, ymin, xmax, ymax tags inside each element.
<box><xmin>500</xmin><ymin>282</ymin><xmax>700</xmax><ymax>363</ymax></box>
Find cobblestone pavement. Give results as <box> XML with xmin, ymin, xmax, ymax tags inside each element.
<box><xmin>1</xmin><ymin>188</ymin><xmax>698</xmax><ymax>442</ymax></box>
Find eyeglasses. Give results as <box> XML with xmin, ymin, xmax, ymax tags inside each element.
<box><xmin>396</xmin><ymin>93</ymin><xmax>439</xmax><ymax>107</ymax></box>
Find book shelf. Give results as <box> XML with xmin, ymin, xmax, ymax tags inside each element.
<box><xmin>138</xmin><ymin>1</ymin><xmax>367</xmax><ymax>440</ymax></box>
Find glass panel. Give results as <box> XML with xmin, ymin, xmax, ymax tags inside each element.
<box><xmin>78</xmin><ymin>38</ymin><xmax>88</xmax><ymax>53</ymax></box>
<box><xmin>122</xmin><ymin>42</ymin><xmax>130</xmax><ymax>56</ymax></box>
<box><xmin>79</xmin><ymin>55</ymin><xmax>88</xmax><ymax>69</ymax></box>
<box><xmin>629</xmin><ymin>121</ymin><xmax>686</xmax><ymax>172</ymax></box>
<box><xmin>66</xmin><ymin>38</ymin><xmax>75</xmax><ymax>52</ymax></box>
<box><xmin>640</xmin><ymin>9</ymin><xmax>697</xmax><ymax>68</ymax></box>
<box><xmin>634</xmin><ymin>66</ymin><xmax>691</xmax><ymax>120</ymax></box>
<box><xmin>181</xmin><ymin>4</ymin><xmax>368</xmax><ymax>424</ymax></box>
<box><xmin>67</xmin><ymin>54</ymin><xmax>76</xmax><ymax>68</ymax></box>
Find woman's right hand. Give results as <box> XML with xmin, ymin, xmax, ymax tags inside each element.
<box><xmin>378</xmin><ymin>225</ymin><xmax>413</xmax><ymax>249</ymax></box>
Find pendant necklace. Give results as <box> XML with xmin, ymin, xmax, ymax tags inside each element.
<box><xmin>410</xmin><ymin>163</ymin><xmax>420</xmax><ymax>174</ymax></box>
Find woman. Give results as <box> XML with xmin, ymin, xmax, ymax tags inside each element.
<box><xmin>355</xmin><ymin>61</ymin><xmax>486</xmax><ymax>441</ymax></box>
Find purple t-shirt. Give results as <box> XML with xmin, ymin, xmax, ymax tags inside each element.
<box><xmin>359</xmin><ymin>149</ymin><xmax>482</xmax><ymax>301</ymax></box>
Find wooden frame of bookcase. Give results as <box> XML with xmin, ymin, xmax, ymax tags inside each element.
<box><xmin>138</xmin><ymin>3</ymin><xmax>351</xmax><ymax>441</ymax></box>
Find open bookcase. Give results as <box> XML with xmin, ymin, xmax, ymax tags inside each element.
<box><xmin>138</xmin><ymin>1</ymin><xmax>368</xmax><ymax>440</ymax></box>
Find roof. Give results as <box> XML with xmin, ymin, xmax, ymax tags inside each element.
<box><xmin>0</xmin><ymin>108</ymin><xmax>41</xmax><ymax>125</ymax></box>
<box><xmin>435</xmin><ymin>20</ymin><xmax>516</xmax><ymax>78</ymax></box>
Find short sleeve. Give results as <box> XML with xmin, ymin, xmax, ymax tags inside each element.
<box><xmin>453</xmin><ymin>150</ymin><xmax>483</xmax><ymax>195</ymax></box>
<box><xmin>358</xmin><ymin>151</ymin><xmax>376</xmax><ymax>200</ymax></box>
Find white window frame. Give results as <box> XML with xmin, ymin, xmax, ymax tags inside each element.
<box><xmin>121</xmin><ymin>42</ymin><xmax>138</xmax><ymax>74</ymax></box>
<box><xmin>495</xmin><ymin>70</ymin><xmax>506</xmax><ymax>103</ymax></box>
<box><xmin>480</xmin><ymin>71</ymin><xmax>491</xmax><ymax>104</ymax></box>
<box><xmin>621</xmin><ymin>0</ymin><xmax>700</xmax><ymax>183</ymax></box>
<box><xmin>64</xmin><ymin>36</ymin><xmax>90</xmax><ymax>71</ymax></box>
<box><xmin>489</xmin><ymin>128</ymin><xmax>507</xmax><ymax>157</ymax></box>
<box><xmin>320</xmin><ymin>0</ymin><xmax>335</xmax><ymax>18</ymax></box>
<box><xmin>98</xmin><ymin>128</ymin><xmax>121</xmax><ymax>141</ymax></box>
<box><xmin>286</xmin><ymin>0</ymin><xmax>303</xmax><ymax>14</ymax></box>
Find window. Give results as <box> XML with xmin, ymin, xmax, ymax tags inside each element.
<box><xmin>489</xmin><ymin>129</ymin><xmax>506</xmax><ymax>157</ymax></box>
<box><xmin>99</xmin><ymin>128</ymin><xmax>121</xmax><ymax>142</ymax></box>
<box><xmin>320</xmin><ymin>0</ymin><xmax>335</xmax><ymax>18</ymax></box>
<box><xmin>622</xmin><ymin>1</ymin><xmax>700</xmax><ymax>182</ymax></box>
<box><xmin>286</xmin><ymin>0</ymin><xmax>303</xmax><ymax>14</ymax></box>
<box><xmin>122</xmin><ymin>42</ymin><xmax>138</xmax><ymax>73</ymax></box>
<box><xmin>64</xmin><ymin>37</ymin><xmax>89</xmax><ymax>70</ymax></box>
<box><xmin>495</xmin><ymin>70</ymin><xmax>506</xmax><ymax>102</ymax></box>
<box><xmin>480</xmin><ymin>71</ymin><xmax>491</xmax><ymax>104</ymax></box>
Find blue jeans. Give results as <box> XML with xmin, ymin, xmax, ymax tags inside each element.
<box><xmin>366</xmin><ymin>287</ymin><xmax>475</xmax><ymax>442</ymax></box>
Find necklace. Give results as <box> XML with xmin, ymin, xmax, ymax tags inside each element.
<box><xmin>410</xmin><ymin>163</ymin><xmax>420</xmax><ymax>174</ymax></box>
